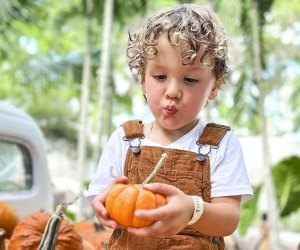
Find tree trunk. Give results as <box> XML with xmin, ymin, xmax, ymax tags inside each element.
<box><xmin>97</xmin><ymin>0</ymin><xmax>114</xmax><ymax>153</ymax></box>
<box><xmin>251</xmin><ymin>1</ymin><xmax>281</xmax><ymax>249</ymax></box>
<box><xmin>77</xmin><ymin>0</ymin><xmax>94</xmax><ymax>221</ymax></box>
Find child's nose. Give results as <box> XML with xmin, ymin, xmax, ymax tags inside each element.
<box><xmin>165</xmin><ymin>79</ymin><xmax>182</xmax><ymax>100</ymax></box>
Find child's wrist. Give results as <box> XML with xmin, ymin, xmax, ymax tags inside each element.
<box><xmin>187</xmin><ymin>196</ymin><xmax>204</xmax><ymax>225</ymax></box>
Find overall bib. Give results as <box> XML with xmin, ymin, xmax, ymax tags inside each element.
<box><xmin>108</xmin><ymin>120</ymin><xmax>230</xmax><ymax>250</ymax></box>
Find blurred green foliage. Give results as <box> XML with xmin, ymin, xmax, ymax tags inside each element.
<box><xmin>239</xmin><ymin>155</ymin><xmax>300</xmax><ymax>235</ymax></box>
<box><xmin>239</xmin><ymin>186</ymin><xmax>261</xmax><ymax>235</ymax></box>
<box><xmin>272</xmin><ymin>156</ymin><xmax>300</xmax><ymax>217</ymax></box>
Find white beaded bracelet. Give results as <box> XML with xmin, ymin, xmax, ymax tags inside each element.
<box><xmin>187</xmin><ymin>195</ymin><xmax>204</xmax><ymax>225</ymax></box>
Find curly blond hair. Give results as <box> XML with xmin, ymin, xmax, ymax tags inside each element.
<box><xmin>127</xmin><ymin>4</ymin><xmax>228</xmax><ymax>88</ymax></box>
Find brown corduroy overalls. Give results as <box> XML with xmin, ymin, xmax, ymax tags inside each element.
<box><xmin>108</xmin><ymin>120</ymin><xmax>230</xmax><ymax>250</ymax></box>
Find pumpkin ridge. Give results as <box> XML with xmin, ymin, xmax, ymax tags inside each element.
<box><xmin>132</xmin><ymin>187</ymin><xmax>142</xmax><ymax>227</ymax></box>
<box><xmin>116</xmin><ymin>185</ymin><xmax>139</xmax><ymax>226</ymax></box>
<box><xmin>106</xmin><ymin>184</ymin><xmax>127</xmax><ymax>221</ymax></box>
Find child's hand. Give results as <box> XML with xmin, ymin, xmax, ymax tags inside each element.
<box><xmin>126</xmin><ymin>183</ymin><xmax>194</xmax><ymax>237</ymax></box>
<box><xmin>92</xmin><ymin>176</ymin><xmax>129</xmax><ymax>229</ymax></box>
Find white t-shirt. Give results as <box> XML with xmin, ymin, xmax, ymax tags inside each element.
<box><xmin>87</xmin><ymin>120</ymin><xmax>253</xmax><ymax>202</ymax></box>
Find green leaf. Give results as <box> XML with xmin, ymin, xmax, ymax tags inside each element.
<box><xmin>272</xmin><ymin>155</ymin><xmax>300</xmax><ymax>217</ymax></box>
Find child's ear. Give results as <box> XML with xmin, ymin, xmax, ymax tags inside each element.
<box><xmin>208</xmin><ymin>85</ymin><xmax>218</xmax><ymax>100</ymax></box>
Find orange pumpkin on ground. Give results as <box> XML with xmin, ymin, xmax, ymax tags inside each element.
<box><xmin>105</xmin><ymin>184</ymin><xmax>167</xmax><ymax>227</ymax></box>
<box><xmin>8</xmin><ymin>211</ymin><xmax>83</xmax><ymax>250</ymax></box>
<box><xmin>74</xmin><ymin>221</ymin><xmax>112</xmax><ymax>250</ymax></box>
<box><xmin>0</xmin><ymin>201</ymin><xmax>19</xmax><ymax>239</ymax></box>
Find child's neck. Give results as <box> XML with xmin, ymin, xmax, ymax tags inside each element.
<box><xmin>148</xmin><ymin>120</ymin><xmax>198</xmax><ymax>146</ymax></box>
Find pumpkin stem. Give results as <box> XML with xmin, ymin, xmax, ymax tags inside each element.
<box><xmin>37</xmin><ymin>204</ymin><xmax>68</xmax><ymax>250</ymax></box>
<box><xmin>0</xmin><ymin>228</ymin><xmax>5</xmax><ymax>250</ymax></box>
<box><xmin>38</xmin><ymin>195</ymin><xmax>80</xmax><ymax>250</ymax></box>
<box><xmin>140</xmin><ymin>153</ymin><xmax>167</xmax><ymax>187</ymax></box>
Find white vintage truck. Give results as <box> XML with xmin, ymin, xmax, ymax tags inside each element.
<box><xmin>0</xmin><ymin>101</ymin><xmax>53</xmax><ymax>218</ymax></box>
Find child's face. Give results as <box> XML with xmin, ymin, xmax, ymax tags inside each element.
<box><xmin>141</xmin><ymin>33</ymin><xmax>217</xmax><ymax>131</ymax></box>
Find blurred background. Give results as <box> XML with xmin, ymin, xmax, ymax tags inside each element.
<box><xmin>0</xmin><ymin>0</ymin><xmax>299</xmax><ymax>249</ymax></box>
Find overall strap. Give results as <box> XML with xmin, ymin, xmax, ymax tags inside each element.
<box><xmin>122</xmin><ymin>120</ymin><xmax>144</xmax><ymax>139</ymax></box>
<box><xmin>122</xmin><ymin>121</ymin><xmax>231</xmax><ymax>146</ymax></box>
<box><xmin>198</xmin><ymin>123</ymin><xmax>231</xmax><ymax>146</ymax></box>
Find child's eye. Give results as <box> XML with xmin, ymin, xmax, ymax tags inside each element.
<box><xmin>184</xmin><ymin>77</ymin><xmax>198</xmax><ymax>84</ymax></box>
<box><xmin>153</xmin><ymin>75</ymin><xmax>167</xmax><ymax>81</ymax></box>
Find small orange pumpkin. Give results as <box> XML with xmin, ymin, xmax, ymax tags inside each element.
<box><xmin>105</xmin><ymin>153</ymin><xmax>168</xmax><ymax>228</ymax></box>
<box><xmin>106</xmin><ymin>184</ymin><xmax>167</xmax><ymax>227</ymax></box>
<box><xmin>8</xmin><ymin>211</ymin><xmax>83</xmax><ymax>250</ymax></box>
<box><xmin>0</xmin><ymin>201</ymin><xmax>19</xmax><ymax>239</ymax></box>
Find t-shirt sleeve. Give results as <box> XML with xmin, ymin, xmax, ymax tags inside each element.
<box><xmin>210</xmin><ymin>131</ymin><xmax>253</xmax><ymax>201</ymax></box>
<box><xmin>86</xmin><ymin>126</ymin><xmax>126</xmax><ymax>202</ymax></box>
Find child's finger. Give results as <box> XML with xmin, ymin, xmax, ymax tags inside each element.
<box><xmin>143</xmin><ymin>182</ymin><xmax>179</xmax><ymax>196</ymax></box>
<box><xmin>134</xmin><ymin>202</ymin><xmax>170</xmax><ymax>221</ymax></box>
<box><xmin>116</xmin><ymin>176</ymin><xmax>129</xmax><ymax>184</ymax></box>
